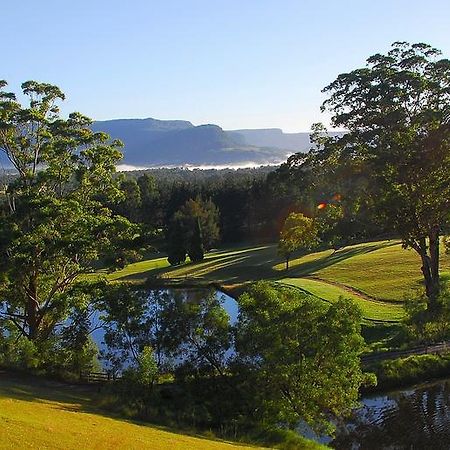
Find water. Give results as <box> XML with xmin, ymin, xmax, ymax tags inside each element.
<box><xmin>331</xmin><ymin>378</ymin><xmax>450</xmax><ymax>449</ymax></box>
<box><xmin>89</xmin><ymin>288</ymin><xmax>238</xmax><ymax>368</ymax></box>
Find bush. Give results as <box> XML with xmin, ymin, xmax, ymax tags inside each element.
<box><xmin>372</xmin><ymin>353</ymin><xmax>450</xmax><ymax>389</ymax></box>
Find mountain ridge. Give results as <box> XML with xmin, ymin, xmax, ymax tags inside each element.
<box><xmin>92</xmin><ymin>117</ymin><xmax>313</xmax><ymax>166</ymax></box>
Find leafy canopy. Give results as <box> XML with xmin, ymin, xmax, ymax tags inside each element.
<box><xmin>235</xmin><ymin>281</ymin><xmax>368</xmax><ymax>434</ymax></box>
<box><xmin>321</xmin><ymin>42</ymin><xmax>450</xmax><ymax>304</ymax></box>
<box><xmin>278</xmin><ymin>212</ymin><xmax>317</xmax><ymax>268</ymax></box>
<box><xmin>0</xmin><ymin>80</ymin><xmax>136</xmax><ymax>342</ymax></box>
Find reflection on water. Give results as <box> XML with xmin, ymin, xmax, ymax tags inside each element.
<box><xmin>90</xmin><ymin>288</ymin><xmax>238</xmax><ymax>368</ymax></box>
<box><xmin>332</xmin><ymin>378</ymin><xmax>450</xmax><ymax>450</ymax></box>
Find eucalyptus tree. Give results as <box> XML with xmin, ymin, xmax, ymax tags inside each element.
<box><xmin>321</xmin><ymin>42</ymin><xmax>450</xmax><ymax>308</ymax></box>
<box><xmin>0</xmin><ymin>80</ymin><xmax>135</xmax><ymax>343</ymax></box>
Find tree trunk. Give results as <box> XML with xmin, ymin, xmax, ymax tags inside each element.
<box><xmin>285</xmin><ymin>256</ymin><xmax>290</xmax><ymax>271</ymax></box>
<box><xmin>26</xmin><ymin>274</ymin><xmax>40</xmax><ymax>340</ymax></box>
<box><xmin>418</xmin><ymin>229</ymin><xmax>440</xmax><ymax>310</ymax></box>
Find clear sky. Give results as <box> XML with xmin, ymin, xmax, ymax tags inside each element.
<box><xmin>2</xmin><ymin>0</ymin><xmax>450</xmax><ymax>131</ymax></box>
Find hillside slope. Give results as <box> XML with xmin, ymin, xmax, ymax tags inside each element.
<box><xmin>104</xmin><ymin>239</ymin><xmax>450</xmax><ymax>322</ymax></box>
<box><xmin>0</xmin><ymin>373</ymin><xmax>260</xmax><ymax>450</ymax></box>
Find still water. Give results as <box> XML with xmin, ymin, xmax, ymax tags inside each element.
<box><xmin>331</xmin><ymin>378</ymin><xmax>450</xmax><ymax>450</ymax></box>
<box><xmin>90</xmin><ymin>288</ymin><xmax>238</xmax><ymax>365</ymax></box>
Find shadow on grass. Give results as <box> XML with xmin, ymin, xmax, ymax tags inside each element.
<box><xmin>0</xmin><ymin>371</ymin><xmax>247</xmax><ymax>447</ymax></box>
<box><xmin>113</xmin><ymin>241</ymin><xmax>397</xmax><ymax>287</ymax></box>
<box><xmin>116</xmin><ymin>245</ymin><xmax>280</xmax><ymax>284</ymax></box>
<box><xmin>283</xmin><ymin>242</ymin><xmax>395</xmax><ymax>278</ymax></box>
<box><xmin>0</xmin><ymin>371</ymin><xmax>93</xmax><ymax>411</ymax></box>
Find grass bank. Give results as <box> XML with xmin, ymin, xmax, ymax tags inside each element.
<box><xmin>0</xmin><ymin>372</ymin><xmax>258</xmax><ymax>450</ymax></box>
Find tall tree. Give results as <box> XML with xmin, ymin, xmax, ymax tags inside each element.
<box><xmin>321</xmin><ymin>42</ymin><xmax>450</xmax><ymax>308</ymax></box>
<box><xmin>0</xmin><ymin>80</ymin><xmax>135</xmax><ymax>342</ymax></box>
<box><xmin>166</xmin><ymin>196</ymin><xmax>220</xmax><ymax>265</ymax></box>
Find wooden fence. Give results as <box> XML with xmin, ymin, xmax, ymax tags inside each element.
<box><xmin>79</xmin><ymin>371</ymin><xmax>121</xmax><ymax>383</ymax></box>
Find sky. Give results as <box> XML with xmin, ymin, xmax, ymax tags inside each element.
<box><xmin>2</xmin><ymin>0</ymin><xmax>450</xmax><ymax>132</ymax></box>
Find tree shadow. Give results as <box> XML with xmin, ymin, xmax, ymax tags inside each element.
<box><xmin>285</xmin><ymin>241</ymin><xmax>396</xmax><ymax>277</ymax></box>
<box><xmin>113</xmin><ymin>240</ymin><xmax>397</xmax><ymax>287</ymax></box>
<box><xmin>117</xmin><ymin>245</ymin><xmax>278</xmax><ymax>283</ymax></box>
<box><xmin>0</xmin><ymin>371</ymin><xmax>249</xmax><ymax>447</ymax></box>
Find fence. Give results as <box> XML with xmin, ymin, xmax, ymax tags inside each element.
<box><xmin>79</xmin><ymin>371</ymin><xmax>121</xmax><ymax>383</ymax></box>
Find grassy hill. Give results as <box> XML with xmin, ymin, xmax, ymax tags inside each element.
<box><xmin>101</xmin><ymin>239</ymin><xmax>450</xmax><ymax>323</ymax></box>
<box><xmin>0</xmin><ymin>372</ymin><xmax>263</xmax><ymax>450</ymax></box>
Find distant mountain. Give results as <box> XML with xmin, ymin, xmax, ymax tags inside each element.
<box><xmin>92</xmin><ymin>118</ymin><xmax>310</xmax><ymax>167</ymax></box>
<box><xmin>228</xmin><ymin>128</ymin><xmax>312</xmax><ymax>152</ymax></box>
<box><xmin>0</xmin><ymin>118</ymin><xmax>318</xmax><ymax>169</ymax></box>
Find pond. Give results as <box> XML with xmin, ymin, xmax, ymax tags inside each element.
<box><xmin>89</xmin><ymin>287</ymin><xmax>238</xmax><ymax>366</ymax></box>
<box><xmin>330</xmin><ymin>377</ymin><xmax>450</xmax><ymax>449</ymax></box>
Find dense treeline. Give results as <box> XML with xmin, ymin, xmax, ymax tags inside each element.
<box><xmin>114</xmin><ymin>160</ymin><xmax>385</xmax><ymax>253</ymax></box>
<box><xmin>112</xmin><ymin>167</ymin><xmax>279</xmax><ymax>245</ymax></box>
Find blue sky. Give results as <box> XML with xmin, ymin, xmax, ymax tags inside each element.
<box><xmin>2</xmin><ymin>0</ymin><xmax>450</xmax><ymax>131</ymax></box>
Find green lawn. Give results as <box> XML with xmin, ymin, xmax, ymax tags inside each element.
<box><xmin>106</xmin><ymin>245</ymin><xmax>278</xmax><ymax>284</ymax></box>
<box><xmin>278</xmin><ymin>278</ymin><xmax>404</xmax><ymax>322</ymax></box>
<box><xmin>102</xmin><ymin>239</ymin><xmax>450</xmax><ymax>322</ymax></box>
<box><xmin>0</xmin><ymin>373</ymin><xmax>260</xmax><ymax>450</ymax></box>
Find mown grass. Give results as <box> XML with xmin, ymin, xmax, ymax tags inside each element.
<box><xmin>278</xmin><ymin>278</ymin><xmax>404</xmax><ymax>322</ymax></box>
<box><xmin>315</xmin><ymin>243</ymin><xmax>450</xmax><ymax>302</ymax></box>
<box><xmin>101</xmin><ymin>239</ymin><xmax>450</xmax><ymax>322</ymax></box>
<box><xmin>0</xmin><ymin>372</ymin><xmax>261</xmax><ymax>450</ymax></box>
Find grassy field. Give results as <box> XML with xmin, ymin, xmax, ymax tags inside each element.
<box><xmin>278</xmin><ymin>278</ymin><xmax>404</xmax><ymax>322</ymax></box>
<box><xmin>102</xmin><ymin>239</ymin><xmax>450</xmax><ymax>322</ymax></box>
<box><xmin>0</xmin><ymin>372</ymin><xmax>260</xmax><ymax>450</ymax></box>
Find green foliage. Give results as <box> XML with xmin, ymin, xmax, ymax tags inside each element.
<box><xmin>279</xmin><ymin>213</ymin><xmax>318</xmax><ymax>269</ymax></box>
<box><xmin>403</xmin><ymin>285</ymin><xmax>450</xmax><ymax>343</ymax></box>
<box><xmin>322</xmin><ymin>42</ymin><xmax>450</xmax><ymax>305</ymax></box>
<box><xmin>116</xmin><ymin>178</ymin><xmax>142</xmax><ymax>222</ymax></box>
<box><xmin>137</xmin><ymin>346</ymin><xmax>159</xmax><ymax>388</ymax></box>
<box><xmin>235</xmin><ymin>281</ymin><xmax>367</xmax><ymax>434</ymax></box>
<box><xmin>371</xmin><ymin>353</ymin><xmax>450</xmax><ymax>389</ymax></box>
<box><xmin>0</xmin><ymin>324</ymin><xmax>99</xmax><ymax>376</ymax></box>
<box><xmin>188</xmin><ymin>218</ymin><xmax>204</xmax><ymax>262</ymax></box>
<box><xmin>0</xmin><ymin>80</ymin><xmax>136</xmax><ymax>342</ymax></box>
<box><xmin>315</xmin><ymin>204</ymin><xmax>346</xmax><ymax>250</ymax></box>
<box><xmin>160</xmin><ymin>289</ymin><xmax>231</xmax><ymax>378</ymax></box>
<box><xmin>167</xmin><ymin>196</ymin><xmax>219</xmax><ymax>265</ymax></box>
